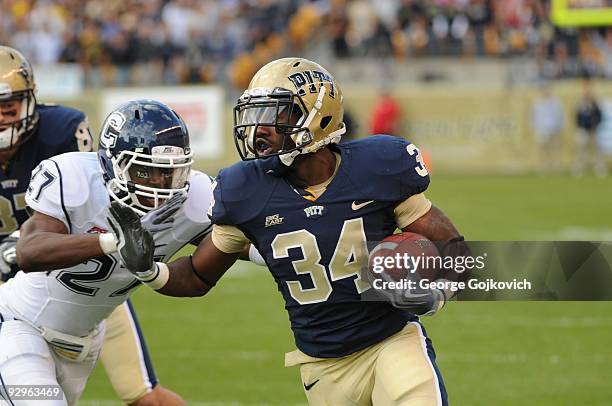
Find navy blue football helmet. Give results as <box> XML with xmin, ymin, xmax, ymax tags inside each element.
<box><xmin>98</xmin><ymin>99</ymin><xmax>193</xmax><ymax>215</ymax></box>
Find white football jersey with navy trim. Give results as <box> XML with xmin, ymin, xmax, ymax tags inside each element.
<box><xmin>0</xmin><ymin>152</ymin><xmax>212</xmax><ymax>336</ymax></box>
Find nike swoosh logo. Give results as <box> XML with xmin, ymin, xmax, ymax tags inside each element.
<box><xmin>351</xmin><ymin>200</ymin><xmax>374</xmax><ymax>210</ymax></box>
<box><xmin>303</xmin><ymin>379</ymin><xmax>320</xmax><ymax>391</ymax></box>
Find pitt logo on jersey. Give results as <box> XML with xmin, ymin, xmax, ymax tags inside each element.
<box><xmin>1</xmin><ymin>179</ymin><xmax>18</xmax><ymax>189</ymax></box>
<box><xmin>304</xmin><ymin>205</ymin><xmax>325</xmax><ymax>218</ymax></box>
<box><xmin>288</xmin><ymin>70</ymin><xmax>336</xmax><ymax>98</ymax></box>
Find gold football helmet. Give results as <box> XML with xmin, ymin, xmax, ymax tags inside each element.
<box><xmin>0</xmin><ymin>46</ymin><xmax>38</xmax><ymax>151</ymax></box>
<box><xmin>233</xmin><ymin>57</ymin><xmax>346</xmax><ymax>165</ymax></box>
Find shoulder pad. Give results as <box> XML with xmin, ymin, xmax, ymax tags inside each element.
<box><xmin>210</xmin><ymin>160</ymin><xmax>279</xmax><ymax>226</ymax></box>
<box><xmin>42</xmin><ymin>152</ymin><xmax>96</xmax><ymax>209</ymax></box>
<box><xmin>25</xmin><ymin>158</ymin><xmax>66</xmax><ymax>227</ymax></box>
<box><xmin>25</xmin><ymin>153</ymin><xmax>96</xmax><ymax>231</ymax></box>
<box><xmin>183</xmin><ymin>170</ymin><xmax>213</xmax><ymax>225</ymax></box>
<box><xmin>36</xmin><ymin>104</ymin><xmax>87</xmax><ymax>147</ymax></box>
<box><xmin>338</xmin><ymin>135</ymin><xmax>430</xmax><ymax>201</ymax></box>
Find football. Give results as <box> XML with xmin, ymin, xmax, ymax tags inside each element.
<box><xmin>368</xmin><ymin>232</ymin><xmax>441</xmax><ymax>282</ymax></box>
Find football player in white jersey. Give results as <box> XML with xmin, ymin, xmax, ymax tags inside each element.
<box><xmin>0</xmin><ymin>100</ymin><xmax>213</xmax><ymax>406</ymax></box>
<box><xmin>0</xmin><ymin>46</ymin><xmax>184</xmax><ymax>406</ymax></box>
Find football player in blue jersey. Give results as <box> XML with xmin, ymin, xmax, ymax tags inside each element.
<box><xmin>0</xmin><ymin>46</ymin><xmax>183</xmax><ymax>406</ymax></box>
<box><xmin>113</xmin><ymin>57</ymin><xmax>468</xmax><ymax>405</ymax></box>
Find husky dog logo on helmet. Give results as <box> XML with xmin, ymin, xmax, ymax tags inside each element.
<box><xmin>233</xmin><ymin>58</ymin><xmax>345</xmax><ymax>166</ymax></box>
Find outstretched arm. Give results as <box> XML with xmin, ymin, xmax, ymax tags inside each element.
<box><xmin>17</xmin><ymin>211</ymin><xmax>111</xmax><ymax>272</ymax></box>
<box><xmin>107</xmin><ymin>203</ymin><xmax>243</xmax><ymax>297</ymax></box>
<box><xmin>156</xmin><ymin>234</ymin><xmax>240</xmax><ymax>297</ymax></box>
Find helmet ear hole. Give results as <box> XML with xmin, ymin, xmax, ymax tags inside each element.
<box><xmin>320</xmin><ymin>116</ymin><xmax>332</xmax><ymax>130</ymax></box>
<box><xmin>134</xmin><ymin>109</ymin><xmax>141</xmax><ymax>120</ymax></box>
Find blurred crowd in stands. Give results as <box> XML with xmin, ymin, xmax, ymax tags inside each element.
<box><xmin>1</xmin><ymin>0</ymin><xmax>611</xmax><ymax>89</ymax></box>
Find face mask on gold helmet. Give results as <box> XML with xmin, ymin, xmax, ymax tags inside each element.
<box><xmin>0</xmin><ymin>46</ymin><xmax>38</xmax><ymax>151</ymax></box>
<box><xmin>233</xmin><ymin>58</ymin><xmax>346</xmax><ymax>166</ymax></box>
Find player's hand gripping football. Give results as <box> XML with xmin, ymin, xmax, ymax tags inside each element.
<box><xmin>140</xmin><ymin>191</ymin><xmax>187</xmax><ymax>234</ymax></box>
<box><xmin>375</xmin><ymin>270</ymin><xmax>446</xmax><ymax>316</ymax></box>
<box><xmin>107</xmin><ymin>202</ymin><xmax>157</xmax><ymax>281</ymax></box>
<box><xmin>0</xmin><ymin>230</ymin><xmax>19</xmax><ymax>281</ymax></box>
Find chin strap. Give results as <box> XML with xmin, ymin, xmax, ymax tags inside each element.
<box><xmin>279</xmin><ymin>123</ymin><xmax>346</xmax><ymax>166</ymax></box>
<box><xmin>278</xmin><ymin>84</ymin><xmax>346</xmax><ymax>166</ymax></box>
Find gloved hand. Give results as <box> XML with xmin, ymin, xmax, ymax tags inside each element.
<box><xmin>107</xmin><ymin>202</ymin><xmax>156</xmax><ymax>282</ymax></box>
<box><xmin>369</xmin><ymin>269</ymin><xmax>446</xmax><ymax>316</ymax></box>
<box><xmin>140</xmin><ymin>192</ymin><xmax>187</xmax><ymax>234</ymax></box>
<box><xmin>0</xmin><ymin>230</ymin><xmax>20</xmax><ymax>282</ymax></box>
<box><xmin>392</xmin><ymin>284</ymin><xmax>446</xmax><ymax>316</ymax></box>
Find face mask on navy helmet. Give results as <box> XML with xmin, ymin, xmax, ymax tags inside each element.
<box><xmin>97</xmin><ymin>99</ymin><xmax>193</xmax><ymax>216</ymax></box>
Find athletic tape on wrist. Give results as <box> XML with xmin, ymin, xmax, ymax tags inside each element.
<box><xmin>144</xmin><ymin>262</ymin><xmax>170</xmax><ymax>290</ymax></box>
<box><xmin>99</xmin><ymin>233</ymin><xmax>118</xmax><ymax>254</ymax></box>
<box><xmin>248</xmin><ymin>244</ymin><xmax>266</xmax><ymax>266</ymax></box>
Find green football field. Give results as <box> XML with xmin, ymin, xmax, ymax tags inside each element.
<box><xmin>80</xmin><ymin>175</ymin><xmax>612</xmax><ymax>405</ymax></box>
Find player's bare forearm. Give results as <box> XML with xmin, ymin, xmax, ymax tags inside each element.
<box><xmin>403</xmin><ymin>205</ymin><xmax>461</xmax><ymax>242</ymax></box>
<box><xmin>157</xmin><ymin>235</ymin><xmax>239</xmax><ymax>297</ymax></box>
<box><xmin>17</xmin><ymin>213</ymin><xmax>106</xmax><ymax>272</ymax></box>
<box><xmin>17</xmin><ymin>232</ymin><xmax>104</xmax><ymax>272</ymax></box>
<box><xmin>238</xmin><ymin>243</ymin><xmax>251</xmax><ymax>261</ymax></box>
<box><xmin>404</xmin><ymin>205</ymin><xmax>471</xmax><ymax>281</ymax></box>
<box><xmin>156</xmin><ymin>256</ymin><xmax>210</xmax><ymax>297</ymax></box>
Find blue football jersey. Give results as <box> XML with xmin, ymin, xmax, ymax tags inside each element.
<box><xmin>211</xmin><ymin>135</ymin><xmax>430</xmax><ymax>358</ymax></box>
<box><xmin>0</xmin><ymin>104</ymin><xmax>91</xmax><ymax>240</ymax></box>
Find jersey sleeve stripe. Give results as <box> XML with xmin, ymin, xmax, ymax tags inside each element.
<box><xmin>48</xmin><ymin>159</ymin><xmax>72</xmax><ymax>233</ymax></box>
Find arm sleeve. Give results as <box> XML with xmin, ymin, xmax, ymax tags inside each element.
<box><xmin>394</xmin><ymin>193</ymin><xmax>432</xmax><ymax>229</ymax></box>
<box><xmin>25</xmin><ymin>160</ymin><xmax>70</xmax><ymax>231</ymax></box>
<box><xmin>211</xmin><ymin>224</ymin><xmax>250</xmax><ymax>254</ymax></box>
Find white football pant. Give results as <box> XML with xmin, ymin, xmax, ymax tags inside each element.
<box><xmin>0</xmin><ymin>319</ymin><xmax>104</xmax><ymax>406</ymax></box>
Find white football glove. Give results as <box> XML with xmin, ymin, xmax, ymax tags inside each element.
<box><xmin>0</xmin><ymin>230</ymin><xmax>19</xmax><ymax>281</ymax></box>
<box><xmin>107</xmin><ymin>202</ymin><xmax>156</xmax><ymax>282</ymax></box>
<box><xmin>393</xmin><ymin>285</ymin><xmax>446</xmax><ymax>316</ymax></box>
<box><xmin>369</xmin><ymin>269</ymin><xmax>446</xmax><ymax>316</ymax></box>
<box><xmin>140</xmin><ymin>192</ymin><xmax>187</xmax><ymax>234</ymax></box>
